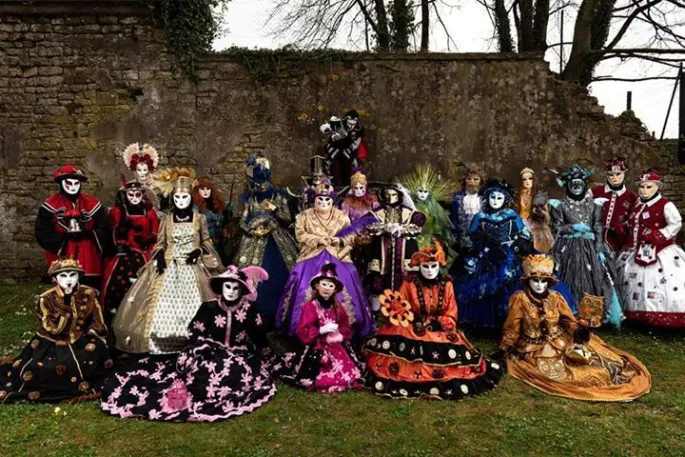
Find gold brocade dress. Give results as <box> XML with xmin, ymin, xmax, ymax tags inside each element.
<box><xmin>500</xmin><ymin>290</ymin><xmax>651</xmax><ymax>402</ymax></box>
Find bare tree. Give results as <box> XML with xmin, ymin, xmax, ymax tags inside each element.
<box><xmin>420</xmin><ymin>0</ymin><xmax>430</xmax><ymax>51</ymax></box>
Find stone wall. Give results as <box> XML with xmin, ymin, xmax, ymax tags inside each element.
<box><xmin>0</xmin><ymin>1</ymin><xmax>682</xmax><ymax>280</ymax></box>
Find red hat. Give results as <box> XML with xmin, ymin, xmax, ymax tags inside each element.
<box><xmin>635</xmin><ymin>169</ymin><xmax>662</xmax><ymax>185</ymax></box>
<box><xmin>309</xmin><ymin>263</ymin><xmax>343</xmax><ymax>293</ymax></box>
<box><xmin>604</xmin><ymin>157</ymin><xmax>628</xmax><ymax>173</ymax></box>
<box><xmin>53</xmin><ymin>165</ymin><xmax>88</xmax><ymax>183</ymax></box>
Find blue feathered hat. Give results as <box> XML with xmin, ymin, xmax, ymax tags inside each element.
<box><xmin>246</xmin><ymin>152</ymin><xmax>272</xmax><ymax>184</ymax></box>
<box><xmin>556</xmin><ymin>164</ymin><xmax>593</xmax><ymax>187</ymax></box>
<box><xmin>483</xmin><ymin>178</ymin><xmax>514</xmax><ymax>201</ymax></box>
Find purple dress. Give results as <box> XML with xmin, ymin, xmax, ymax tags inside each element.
<box><xmin>100</xmin><ymin>299</ymin><xmax>280</xmax><ymax>422</ymax></box>
<box><xmin>276</xmin><ymin>208</ymin><xmax>375</xmax><ymax>338</ymax></box>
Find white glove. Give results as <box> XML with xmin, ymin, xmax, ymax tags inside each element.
<box><xmin>370</xmin><ymin>295</ymin><xmax>381</xmax><ymax>312</ymax></box>
<box><xmin>320</xmin><ymin>322</ymin><xmax>339</xmax><ymax>334</ymax></box>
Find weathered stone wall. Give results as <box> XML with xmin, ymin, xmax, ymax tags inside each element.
<box><xmin>0</xmin><ymin>1</ymin><xmax>682</xmax><ymax>280</ymax></box>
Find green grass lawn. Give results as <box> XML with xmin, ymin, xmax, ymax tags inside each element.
<box><xmin>1</xmin><ymin>283</ymin><xmax>685</xmax><ymax>457</ymax></box>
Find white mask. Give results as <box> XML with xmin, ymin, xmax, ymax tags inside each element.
<box><xmin>173</xmin><ymin>192</ymin><xmax>192</xmax><ymax>210</ymax></box>
<box><xmin>638</xmin><ymin>182</ymin><xmax>659</xmax><ymax>200</ymax></box>
<box><xmin>126</xmin><ymin>189</ymin><xmax>143</xmax><ymax>206</ymax></box>
<box><xmin>55</xmin><ymin>271</ymin><xmax>79</xmax><ymax>294</ymax></box>
<box><xmin>488</xmin><ymin>191</ymin><xmax>506</xmax><ymax>210</ymax></box>
<box><xmin>315</xmin><ymin>196</ymin><xmax>333</xmax><ymax>212</ymax></box>
<box><xmin>528</xmin><ymin>278</ymin><xmax>549</xmax><ymax>294</ymax></box>
<box><xmin>316</xmin><ymin>278</ymin><xmax>337</xmax><ymax>299</ymax></box>
<box><xmin>606</xmin><ymin>171</ymin><xmax>625</xmax><ymax>188</ymax></box>
<box><xmin>222</xmin><ymin>280</ymin><xmax>242</xmax><ymax>302</ymax></box>
<box><xmin>568</xmin><ymin>179</ymin><xmax>586</xmax><ymax>197</ymax></box>
<box><xmin>135</xmin><ymin>163</ymin><xmax>149</xmax><ymax>182</ymax></box>
<box><xmin>521</xmin><ymin>173</ymin><xmax>534</xmax><ymax>190</ymax></box>
<box><xmin>385</xmin><ymin>189</ymin><xmax>399</xmax><ymax>205</ymax></box>
<box><xmin>61</xmin><ymin>179</ymin><xmax>81</xmax><ymax>196</ymax></box>
<box><xmin>352</xmin><ymin>183</ymin><xmax>366</xmax><ymax>198</ymax></box>
<box><xmin>199</xmin><ymin>187</ymin><xmax>212</xmax><ymax>199</ymax></box>
<box><xmin>420</xmin><ymin>261</ymin><xmax>440</xmax><ymax>280</ymax></box>
<box><xmin>416</xmin><ymin>187</ymin><xmax>430</xmax><ymax>202</ymax></box>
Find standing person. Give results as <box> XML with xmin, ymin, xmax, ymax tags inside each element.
<box><xmin>591</xmin><ymin>157</ymin><xmax>637</xmax><ymax>256</ymax></box>
<box><xmin>112</xmin><ymin>168</ymin><xmax>223</xmax><ymax>354</ymax></box>
<box><xmin>235</xmin><ymin>153</ymin><xmax>298</xmax><ymax>329</ymax></box>
<box><xmin>617</xmin><ymin>170</ymin><xmax>685</xmax><ymax>327</ymax></box>
<box><xmin>277</xmin><ymin>183</ymin><xmax>375</xmax><ymax>339</ymax></box>
<box><xmin>282</xmin><ymin>264</ymin><xmax>365</xmax><ymax>393</ymax></box>
<box><xmin>495</xmin><ymin>254</ymin><xmax>651</xmax><ymax>402</ymax></box>
<box><xmin>365</xmin><ymin>243</ymin><xmax>502</xmax><ymax>400</ymax></box>
<box><xmin>0</xmin><ymin>258</ymin><xmax>111</xmax><ymax>404</ymax></box>
<box><xmin>320</xmin><ymin>109</ymin><xmax>368</xmax><ymax>186</ymax></box>
<box><xmin>35</xmin><ymin>165</ymin><xmax>107</xmax><ymax>290</ymax></box>
<box><xmin>192</xmin><ymin>177</ymin><xmax>233</xmax><ymax>265</ymax></box>
<box><xmin>549</xmin><ymin>164</ymin><xmax>621</xmax><ymax>327</ymax></box>
<box><xmin>450</xmin><ymin>164</ymin><xmax>485</xmax><ymax>254</ymax></box>
<box><xmin>101</xmin><ymin>265</ymin><xmax>282</xmax><ymax>422</ymax></box>
<box><xmin>101</xmin><ymin>179</ymin><xmax>159</xmax><ymax>321</ymax></box>
<box><xmin>514</xmin><ymin>167</ymin><xmax>538</xmax><ymax>227</ymax></box>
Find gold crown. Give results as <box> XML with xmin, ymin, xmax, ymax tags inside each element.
<box><xmin>48</xmin><ymin>257</ymin><xmax>84</xmax><ymax>276</ymax></box>
<box><xmin>520</xmin><ymin>167</ymin><xmax>535</xmax><ymax>176</ymax></box>
<box><xmin>350</xmin><ymin>171</ymin><xmax>367</xmax><ymax>186</ymax></box>
<box><xmin>521</xmin><ymin>254</ymin><xmax>556</xmax><ymax>281</ymax></box>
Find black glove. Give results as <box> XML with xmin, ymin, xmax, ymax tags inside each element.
<box><xmin>154</xmin><ymin>249</ymin><xmax>166</xmax><ymax>275</ymax></box>
<box><xmin>186</xmin><ymin>248</ymin><xmax>202</xmax><ymax>265</ymax></box>
<box><xmin>489</xmin><ymin>348</ymin><xmax>508</xmax><ymax>363</ymax></box>
<box><xmin>573</xmin><ymin>326</ymin><xmax>591</xmax><ymax>345</ymax></box>
<box><xmin>134</xmin><ymin>235</ymin><xmax>155</xmax><ymax>250</ymax></box>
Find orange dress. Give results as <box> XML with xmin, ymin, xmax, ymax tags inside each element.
<box><xmin>365</xmin><ymin>275</ymin><xmax>502</xmax><ymax>399</ymax></box>
<box><xmin>500</xmin><ymin>290</ymin><xmax>651</xmax><ymax>402</ymax></box>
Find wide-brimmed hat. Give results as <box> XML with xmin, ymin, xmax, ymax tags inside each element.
<box><xmin>604</xmin><ymin>156</ymin><xmax>628</xmax><ymax>173</ymax></box>
<box><xmin>48</xmin><ymin>258</ymin><xmax>84</xmax><ymax>276</ymax></box>
<box><xmin>309</xmin><ymin>263</ymin><xmax>343</xmax><ymax>293</ymax></box>
<box><xmin>410</xmin><ymin>241</ymin><xmax>447</xmax><ymax>267</ymax></box>
<box><xmin>53</xmin><ymin>165</ymin><xmax>88</xmax><ymax>183</ymax></box>
<box><xmin>209</xmin><ymin>265</ymin><xmax>268</xmax><ymax>302</ymax></box>
<box><xmin>520</xmin><ymin>254</ymin><xmax>558</xmax><ymax>286</ymax></box>
<box><xmin>635</xmin><ymin>169</ymin><xmax>663</xmax><ymax>188</ymax></box>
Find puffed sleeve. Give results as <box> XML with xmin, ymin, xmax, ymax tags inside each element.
<box><xmin>499</xmin><ymin>292</ymin><xmax>525</xmax><ymax>351</ymax></box>
<box><xmin>335</xmin><ymin>302</ymin><xmax>353</xmax><ymax>342</ymax></box>
<box><xmin>295</xmin><ymin>213</ymin><xmax>321</xmax><ymax>248</ymax></box>
<box><xmin>661</xmin><ymin>202</ymin><xmax>682</xmax><ymax>240</ymax></box>
<box><xmin>245</xmin><ymin>304</ymin><xmax>270</xmax><ymax>350</ymax></box>
<box><xmin>37</xmin><ymin>296</ymin><xmax>67</xmax><ymax>336</ymax></box>
<box><xmin>35</xmin><ymin>205</ymin><xmax>64</xmax><ymax>255</ymax></box>
<box><xmin>554</xmin><ymin>292</ymin><xmax>578</xmax><ymax>337</ymax></box>
<box><xmin>398</xmin><ymin>280</ymin><xmax>420</xmax><ymax>316</ymax></box>
<box><xmin>437</xmin><ymin>281</ymin><xmax>458</xmax><ymax>331</ymax></box>
<box><xmin>151</xmin><ymin>214</ymin><xmax>168</xmax><ymax>253</ymax></box>
<box><xmin>295</xmin><ymin>301</ymin><xmax>320</xmax><ymax>345</ymax></box>
<box><xmin>186</xmin><ymin>301</ymin><xmax>214</xmax><ymax>344</ymax></box>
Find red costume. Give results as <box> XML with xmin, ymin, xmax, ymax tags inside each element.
<box><xmin>35</xmin><ymin>166</ymin><xmax>107</xmax><ymax>282</ymax></box>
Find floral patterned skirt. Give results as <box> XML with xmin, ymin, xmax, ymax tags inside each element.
<box><xmin>282</xmin><ymin>341</ymin><xmax>364</xmax><ymax>393</ymax></box>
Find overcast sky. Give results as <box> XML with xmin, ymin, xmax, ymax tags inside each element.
<box><xmin>214</xmin><ymin>0</ymin><xmax>681</xmax><ymax>139</ymax></box>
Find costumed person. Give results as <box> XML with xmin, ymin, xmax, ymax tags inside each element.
<box><xmin>514</xmin><ymin>167</ymin><xmax>538</xmax><ymax>226</ymax></box>
<box><xmin>121</xmin><ymin>142</ymin><xmax>161</xmax><ymax>211</ymax></box>
<box><xmin>320</xmin><ymin>109</ymin><xmax>368</xmax><ymax>186</ymax></box>
<box><xmin>591</xmin><ymin>157</ymin><xmax>637</xmax><ymax>256</ymax></box>
<box><xmin>616</xmin><ymin>170</ymin><xmax>685</xmax><ymax>327</ymax></box>
<box><xmin>455</xmin><ymin>179</ymin><xmax>532</xmax><ymax>328</ymax></box>
<box><xmin>0</xmin><ymin>258</ymin><xmax>111</xmax><ymax>404</ymax></box>
<box><xmin>277</xmin><ymin>183</ymin><xmax>375</xmax><ymax>339</ymax></box>
<box><xmin>101</xmin><ymin>178</ymin><xmax>159</xmax><ymax>322</ymax></box>
<box><xmin>368</xmin><ymin>184</ymin><xmax>425</xmax><ymax>311</ymax></box>
<box><xmin>401</xmin><ymin>163</ymin><xmax>457</xmax><ymax>269</ymax></box>
<box><xmin>235</xmin><ymin>153</ymin><xmax>298</xmax><ymax>329</ymax></box>
<box><xmin>101</xmin><ymin>266</ymin><xmax>282</xmax><ymax>422</ymax></box>
<box><xmin>35</xmin><ymin>165</ymin><xmax>107</xmax><ymax>290</ymax></box>
<box><xmin>529</xmin><ymin>192</ymin><xmax>555</xmax><ymax>253</ymax></box>
<box><xmin>294</xmin><ymin>154</ymin><xmax>331</xmax><ymax>213</ymax></box>
<box><xmin>192</xmin><ymin>177</ymin><xmax>234</xmax><ymax>265</ymax></box>
<box><xmin>281</xmin><ymin>264</ymin><xmax>364</xmax><ymax>393</ymax></box>
<box><xmin>494</xmin><ymin>254</ymin><xmax>651</xmax><ymax>402</ymax></box>
<box><xmin>450</xmin><ymin>164</ymin><xmax>485</xmax><ymax>254</ymax></box>
<box><xmin>549</xmin><ymin>164</ymin><xmax>621</xmax><ymax>328</ymax></box>
<box><xmin>112</xmin><ymin>168</ymin><xmax>223</xmax><ymax>354</ymax></box>
<box><xmin>365</xmin><ymin>243</ymin><xmax>503</xmax><ymax>400</ymax></box>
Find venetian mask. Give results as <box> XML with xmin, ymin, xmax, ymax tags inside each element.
<box><xmin>465</xmin><ymin>174</ymin><xmax>482</xmax><ymax>194</ymax></box>
<box><xmin>173</xmin><ymin>192</ymin><xmax>192</xmax><ymax>210</ymax></box>
<box><xmin>385</xmin><ymin>189</ymin><xmax>399</xmax><ymax>205</ymax></box>
<box><xmin>315</xmin><ymin>195</ymin><xmax>333</xmax><ymax>212</ymax></box>
<box><xmin>346</xmin><ymin>118</ymin><xmax>358</xmax><ymax>129</ymax></box>
<box><xmin>419</xmin><ymin>261</ymin><xmax>440</xmax><ymax>280</ymax></box>
<box><xmin>521</xmin><ymin>173</ymin><xmax>534</xmax><ymax>189</ymax></box>
<box><xmin>638</xmin><ymin>181</ymin><xmax>659</xmax><ymax>200</ymax></box>
<box><xmin>567</xmin><ymin>179</ymin><xmax>586</xmax><ymax>197</ymax></box>
<box><xmin>528</xmin><ymin>278</ymin><xmax>549</xmax><ymax>295</ymax></box>
<box><xmin>416</xmin><ymin>187</ymin><xmax>430</xmax><ymax>202</ymax></box>
<box><xmin>222</xmin><ymin>280</ymin><xmax>242</xmax><ymax>302</ymax></box>
<box><xmin>61</xmin><ymin>178</ymin><xmax>81</xmax><ymax>196</ymax></box>
<box><xmin>316</xmin><ymin>278</ymin><xmax>337</xmax><ymax>299</ymax></box>
<box><xmin>488</xmin><ymin>191</ymin><xmax>506</xmax><ymax>210</ymax></box>
<box><xmin>126</xmin><ymin>189</ymin><xmax>143</xmax><ymax>206</ymax></box>
<box><xmin>199</xmin><ymin>186</ymin><xmax>212</xmax><ymax>199</ymax></box>
<box><xmin>135</xmin><ymin>162</ymin><xmax>149</xmax><ymax>182</ymax></box>
<box><xmin>606</xmin><ymin>171</ymin><xmax>625</xmax><ymax>188</ymax></box>
<box><xmin>55</xmin><ymin>270</ymin><xmax>79</xmax><ymax>294</ymax></box>
<box><xmin>352</xmin><ymin>183</ymin><xmax>366</xmax><ymax>198</ymax></box>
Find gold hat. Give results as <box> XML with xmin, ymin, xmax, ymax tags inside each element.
<box><xmin>520</xmin><ymin>254</ymin><xmax>558</xmax><ymax>285</ymax></box>
<box><xmin>48</xmin><ymin>258</ymin><xmax>84</xmax><ymax>276</ymax></box>
<box><xmin>152</xmin><ymin>167</ymin><xmax>197</xmax><ymax>197</ymax></box>
<box><xmin>520</xmin><ymin>167</ymin><xmax>535</xmax><ymax>176</ymax></box>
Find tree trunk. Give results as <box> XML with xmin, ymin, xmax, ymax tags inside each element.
<box><xmin>532</xmin><ymin>0</ymin><xmax>549</xmax><ymax>52</ymax></box>
<box><xmin>420</xmin><ymin>0</ymin><xmax>429</xmax><ymax>52</ymax></box>
<box><xmin>562</xmin><ymin>0</ymin><xmax>602</xmax><ymax>84</ymax></box>
<box><xmin>390</xmin><ymin>0</ymin><xmax>413</xmax><ymax>51</ymax></box>
<box><xmin>373</xmin><ymin>0</ymin><xmax>390</xmax><ymax>51</ymax></box>
<box><xmin>494</xmin><ymin>0</ymin><xmax>514</xmax><ymax>52</ymax></box>
<box><xmin>518</xmin><ymin>0</ymin><xmax>534</xmax><ymax>51</ymax></box>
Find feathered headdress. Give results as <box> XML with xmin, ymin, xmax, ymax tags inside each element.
<box><xmin>122</xmin><ymin>142</ymin><xmax>159</xmax><ymax>172</ymax></box>
<box><xmin>400</xmin><ymin>163</ymin><xmax>454</xmax><ymax>202</ymax></box>
<box><xmin>410</xmin><ymin>240</ymin><xmax>447</xmax><ymax>267</ymax></box>
<box><xmin>151</xmin><ymin>167</ymin><xmax>197</xmax><ymax>197</ymax></box>
<box><xmin>484</xmin><ymin>178</ymin><xmax>514</xmax><ymax>200</ymax></box>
